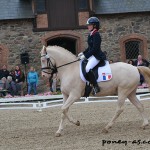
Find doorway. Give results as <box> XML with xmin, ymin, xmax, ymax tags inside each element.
<box><xmin>47</xmin><ymin>37</ymin><xmax>76</xmax><ymax>55</ymax></box>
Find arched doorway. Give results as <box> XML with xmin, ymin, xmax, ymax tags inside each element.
<box><xmin>41</xmin><ymin>30</ymin><xmax>84</xmax><ymax>55</ymax></box>
<box><xmin>47</xmin><ymin>37</ymin><xmax>76</xmax><ymax>54</ymax></box>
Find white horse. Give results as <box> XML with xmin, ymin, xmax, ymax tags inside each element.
<box><xmin>41</xmin><ymin>46</ymin><xmax>149</xmax><ymax>137</ymax></box>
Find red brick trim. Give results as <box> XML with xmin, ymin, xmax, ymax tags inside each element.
<box><xmin>119</xmin><ymin>33</ymin><xmax>148</xmax><ymax>62</ymax></box>
<box><xmin>0</xmin><ymin>45</ymin><xmax>9</xmax><ymax>68</ymax></box>
<box><xmin>41</xmin><ymin>30</ymin><xmax>84</xmax><ymax>54</ymax></box>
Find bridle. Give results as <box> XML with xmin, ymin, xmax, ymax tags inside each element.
<box><xmin>41</xmin><ymin>50</ymin><xmax>80</xmax><ymax>80</ymax></box>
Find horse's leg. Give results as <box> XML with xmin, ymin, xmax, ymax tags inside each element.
<box><xmin>102</xmin><ymin>90</ymin><xmax>126</xmax><ymax>133</ymax></box>
<box><xmin>55</xmin><ymin>93</ymin><xmax>68</xmax><ymax>137</ymax></box>
<box><xmin>61</xmin><ymin>94</ymin><xmax>80</xmax><ymax>125</ymax></box>
<box><xmin>128</xmin><ymin>90</ymin><xmax>149</xmax><ymax>129</ymax></box>
<box><xmin>55</xmin><ymin>93</ymin><xmax>80</xmax><ymax>137</ymax></box>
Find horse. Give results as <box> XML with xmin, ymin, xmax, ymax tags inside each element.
<box><xmin>40</xmin><ymin>45</ymin><xmax>149</xmax><ymax>137</ymax></box>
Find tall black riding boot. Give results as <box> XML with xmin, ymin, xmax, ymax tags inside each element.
<box><xmin>87</xmin><ymin>69</ymin><xmax>100</xmax><ymax>95</ymax></box>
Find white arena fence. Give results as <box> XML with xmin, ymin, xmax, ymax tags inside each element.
<box><xmin>0</xmin><ymin>88</ymin><xmax>150</xmax><ymax>111</ymax></box>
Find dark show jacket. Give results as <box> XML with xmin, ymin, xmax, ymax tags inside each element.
<box><xmin>134</xmin><ymin>59</ymin><xmax>149</xmax><ymax>67</ymax></box>
<box><xmin>83</xmin><ymin>31</ymin><xmax>106</xmax><ymax>60</ymax></box>
<box><xmin>0</xmin><ymin>69</ymin><xmax>9</xmax><ymax>80</ymax></box>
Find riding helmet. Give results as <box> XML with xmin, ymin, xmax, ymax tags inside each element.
<box><xmin>86</xmin><ymin>17</ymin><xmax>100</xmax><ymax>30</ymax></box>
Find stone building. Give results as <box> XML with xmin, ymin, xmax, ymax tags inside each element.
<box><xmin>0</xmin><ymin>0</ymin><xmax>150</xmax><ymax>72</ymax></box>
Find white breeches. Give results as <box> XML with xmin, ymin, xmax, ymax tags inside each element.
<box><xmin>85</xmin><ymin>55</ymin><xmax>100</xmax><ymax>73</ymax></box>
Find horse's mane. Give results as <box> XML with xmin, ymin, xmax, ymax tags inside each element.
<box><xmin>46</xmin><ymin>46</ymin><xmax>76</xmax><ymax>59</ymax></box>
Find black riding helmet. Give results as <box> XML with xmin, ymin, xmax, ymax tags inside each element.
<box><xmin>86</xmin><ymin>17</ymin><xmax>100</xmax><ymax>30</ymax></box>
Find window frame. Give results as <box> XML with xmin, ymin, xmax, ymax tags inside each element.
<box><xmin>35</xmin><ymin>0</ymin><xmax>47</xmax><ymax>14</ymax></box>
<box><xmin>77</xmin><ymin>0</ymin><xmax>90</xmax><ymax>11</ymax></box>
<box><xmin>119</xmin><ymin>34</ymin><xmax>148</xmax><ymax>62</ymax></box>
<box><xmin>125</xmin><ymin>40</ymin><xmax>142</xmax><ymax>60</ymax></box>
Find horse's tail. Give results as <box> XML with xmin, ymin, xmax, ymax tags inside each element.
<box><xmin>137</xmin><ymin>66</ymin><xmax>150</xmax><ymax>87</ymax></box>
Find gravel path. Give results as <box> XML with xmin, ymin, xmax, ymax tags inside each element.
<box><xmin>0</xmin><ymin>101</ymin><xmax>150</xmax><ymax>150</ymax></box>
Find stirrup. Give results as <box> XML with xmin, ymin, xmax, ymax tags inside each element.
<box><xmin>92</xmin><ymin>86</ymin><xmax>100</xmax><ymax>95</ymax></box>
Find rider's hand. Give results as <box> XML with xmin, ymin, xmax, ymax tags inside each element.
<box><xmin>78</xmin><ymin>52</ymin><xmax>83</xmax><ymax>57</ymax></box>
<box><xmin>45</xmin><ymin>54</ymin><xmax>50</xmax><ymax>59</ymax></box>
<box><xmin>80</xmin><ymin>54</ymin><xmax>85</xmax><ymax>60</ymax></box>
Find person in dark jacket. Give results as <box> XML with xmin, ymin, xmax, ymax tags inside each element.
<box><xmin>0</xmin><ymin>65</ymin><xmax>9</xmax><ymax>80</ymax></box>
<box><xmin>134</xmin><ymin>55</ymin><xmax>149</xmax><ymax>67</ymax></box>
<box><xmin>78</xmin><ymin>17</ymin><xmax>106</xmax><ymax>94</ymax></box>
<box><xmin>134</xmin><ymin>55</ymin><xmax>149</xmax><ymax>85</ymax></box>
<box><xmin>14</xmin><ymin>66</ymin><xmax>25</xmax><ymax>96</ymax></box>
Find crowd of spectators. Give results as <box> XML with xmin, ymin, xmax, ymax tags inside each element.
<box><xmin>0</xmin><ymin>64</ymin><xmax>60</xmax><ymax>97</ymax></box>
<box><xmin>0</xmin><ymin>65</ymin><xmax>25</xmax><ymax>97</ymax></box>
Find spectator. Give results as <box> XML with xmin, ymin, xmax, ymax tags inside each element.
<box><xmin>0</xmin><ymin>65</ymin><xmax>9</xmax><ymax>80</ymax></box>
<box><xmin>134</xmin><ymin>55</ymin><xmax>149</xmax><ymax>67</ymax></box>
<box><xmin>5</xmin><ymin>69</ymin><xmax>16</xmax><ymax>96</ymax></box>
<box><xmin>134</xmin><ymin>55</ymin><xmax>149</xmax><ymax>85</ymax></box>
<box><xmin>128</xmin><ymin>59</ymin><xmax>134</xmax><ymax>65</ymax></box>
<box><xmin>52</xmin><ymin>73</ymin><xmax>57</xmax><ymax>93</ymax></box>
<box><xmin>109</xmin><ymin>60</ymin><xmax>113</xmax><ymax>64</ymax></box>
<box><xmin>14</xmin><ymin>66</ymin><xmax>25</xmax><ymax>96</ymax></box>
<box><xmin>50</xmin><ymin>73</ymin><xmax>60</xmax><ymax>94</ymax></box>
<box><xmin>0</xmin><ymin>77</ymin><xmax>6</xmax><ymax>89</ymax></box>
<box><xmin>0</xmin><ymin>77</ymin><xmax>7</xmax><ymax>97</ymax></box>
<box><xmin>27</xmin><ymin>66</ymin><xmax>38</xmax><ymax>95</ymax></box>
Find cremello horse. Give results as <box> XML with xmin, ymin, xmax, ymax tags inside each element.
<box><xmin>41</xmin><ymin>46</ymin><xmax>149</xmax><ymax>137</ymax></box>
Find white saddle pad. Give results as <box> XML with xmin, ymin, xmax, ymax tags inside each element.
<box><xmin>80</xmin><ymin>60</ymin><xmax>112</xmax><ymax>83</ymax></box>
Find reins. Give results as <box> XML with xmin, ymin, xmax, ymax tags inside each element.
<box><xmin>41</xmin><ymin>51</ymin><xmax>80</xmax><ymax>81</ymax></box>
<box><xmin>57</xmin><ymin>59</ymin><xmax>80</xmax><ymax>69</ymax></box>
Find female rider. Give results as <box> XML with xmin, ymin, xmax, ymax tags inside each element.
<box><xmin>78</xmin><ymin>17</ymin><xmax>106</xmax><ymax>94</ymax></box>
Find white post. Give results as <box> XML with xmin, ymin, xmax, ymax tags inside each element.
<box><xmin>84</xmin><ymin>97</ymin><xmax>89</xmax><ymax>102</ymax></box>
<box><xmin>37</xmin><ymin>101</ymin><xmax>42</xmax><ymax>112</ymax></box>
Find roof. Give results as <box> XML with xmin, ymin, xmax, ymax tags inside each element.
<box><xmin>94</xmin><ymin>0</ymin><xmax>150</xmax><ymax>14</ymax></box>
<box><xmin>0</xmin><ymin>0</ymin><xmax>34</xmax><ymax>20</ymax></box>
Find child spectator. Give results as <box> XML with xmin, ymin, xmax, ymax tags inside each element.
<box><xmin>15</xmin><ymin>66</ymin><xmax>25</xmax><ymax>96</ymax></box>
<box><xmin>27</xmin><ymin>66</ymin><xmax>38</xmax><ymax>95</ymax></box>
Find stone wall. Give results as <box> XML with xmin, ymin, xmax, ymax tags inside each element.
<box><xmin>0</xmin><ymin>19</ymin><xmax>45</xmax><ymax>72</ymax></box>
<box><xmin>0</xmin><ymin>12</ymin><xmax>150</xmax><ymax>72</ymax></box>
<box><xmin>99</xmin><ymin>13</ymin><xmax>150</xmax><ymax>62</ymax></box>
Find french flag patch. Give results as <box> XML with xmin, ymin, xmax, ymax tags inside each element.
<box><xmin>102</xmin><ymin>73</ymin><xmax>112</xmax><ymax>81</ymax></box>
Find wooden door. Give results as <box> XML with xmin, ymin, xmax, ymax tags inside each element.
<box><xmin>47</xmin><ymin>0</ymin><xmax>77</xmax><ymax>30</ymax></box>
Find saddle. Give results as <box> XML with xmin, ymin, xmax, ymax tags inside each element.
<box><xmin>81</xmin><ymin>59</ymin><xmax>106</xmax><ymax>81</ymax></box>
<box><xmin>81</xmin><ymin>59</ymin><xmax>106</xmax><ymax>97</ymax></box>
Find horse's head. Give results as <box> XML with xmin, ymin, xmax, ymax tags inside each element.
<box><xmin>40</xmin><ymin>46</ymin><xmax>57</xmax><ymax>78</ymax></box>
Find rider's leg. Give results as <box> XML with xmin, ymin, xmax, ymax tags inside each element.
<box><xmin>86</xmin><ymin>56</ymin><xmax>100</xmax><ymax>94</ymax></box>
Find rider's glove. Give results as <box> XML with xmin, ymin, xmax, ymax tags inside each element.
<box><xmin>45</xmin><ymin>54</ymin><xmax>50</xmax><ymax>59</ymax></box>
<box><xmin>78</xmin><ymin>52</ymin><xmax>83</xmax><ymax>57</ymax></box>
<box><xmin>80</xmin><ymin>54</ymin><xmax>85</xmax><ymax>60</ymax></box>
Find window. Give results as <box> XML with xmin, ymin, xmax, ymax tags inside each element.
<box><xmin>36</xmin><ymin>0</ymin><xmax>46</xmax><ymax>13</ymax></box>
<box><xmin>78</xmin><ymin>0</ymin><xmax>88</xmax><ymax>10</ymax></box>
<box><xmin>125</xmin><ymin>40</ymin><xmax>142</xmax><ymax>59</ymax></box>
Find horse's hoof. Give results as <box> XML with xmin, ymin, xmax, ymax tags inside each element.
<box><xmin>55</xmin><ymin>132</ymin><xmax>61</xmax><ymax>137</ymax></box>
<box><xmin>102</xmin><ymin>128</ymin><xmax>108</xmax><ymax>134</ymax></box>
<box><xmin>76</xmin><ymin>120</ymin><xmax>80</xmax><ymax>126</ymax></box>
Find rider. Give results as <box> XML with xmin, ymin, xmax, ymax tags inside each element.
<box><xmin>78</xmin><ymin>16</ymin><xmax>106</xmax><ymax>94</ymax></box>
